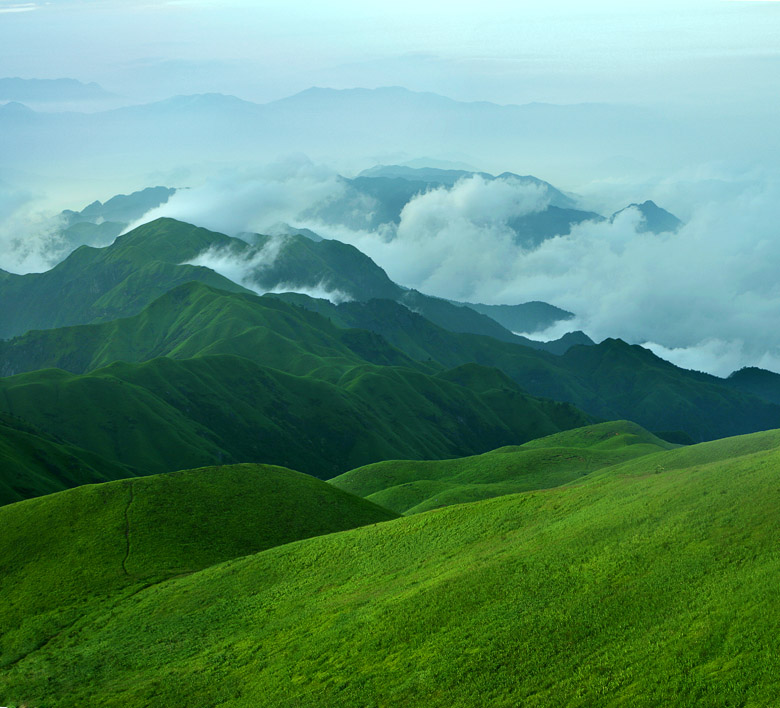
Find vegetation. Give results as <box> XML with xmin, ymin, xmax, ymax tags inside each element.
<box><xmin>0</xmin><ymin>413</ymin><xmax>137</xmax><ymax>506</ymax></box>
<box><xmin>3</xmin><ymin>428</ymin><xmax>780</xmax><ymax>705</ymax></box>
<box><xmin>331</xmin><ymin>420</ymin><xmax>675</xmax><ymax>513</ymax></box>
<box><xmin>0</xmin><ymin>463</ymin><xmax>397</xmax><ymax>669</ymax></box>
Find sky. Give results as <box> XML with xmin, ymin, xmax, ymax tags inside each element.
<box><xmin>1</xmin><ymin>0</ymin><xmax>780</xmax><ymax>376</ymax></box>
<box><xmin>1</xmin><ymin>0</ymin><xmax>779</xmax><ymax>106</ymax></box>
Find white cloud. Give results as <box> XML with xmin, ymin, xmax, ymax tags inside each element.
<box><xmin>0</xmin><ymin>186</ymin><xmax>68</xmax><ymax>274</ymax></box>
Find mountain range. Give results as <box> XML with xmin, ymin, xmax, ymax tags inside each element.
<box><xmin>2</xmin><ymin>168</ymin><xmax>780</xmax><ymax>706</ymax></box>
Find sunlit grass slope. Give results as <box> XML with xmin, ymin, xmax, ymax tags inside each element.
<box><xmin>331</xmin><ymin>420</ymin><xmax>676</xmax><ymax>514</ymax></box>
<box><xmin>0</xmin><ymin>413</ymin><xmax>137</xmax><ymax>506</ymax></box>
<box><xmin>0</xmin><ymin>463</ymin><xmax>397</xmax><ymax>669</ymax></box>
<box><xmin>4</xmin><ymin>429</ymin><xmax>780</xmax><ymax>706</ymax></box>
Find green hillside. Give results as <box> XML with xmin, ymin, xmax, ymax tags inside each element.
<box><xmin>0</xmin><ymin>281</ymin><xmax>417</xmax><ymax>378</ymax></box>
<box><xmin>287</xmin><ymin>295</ymin><xmax>780</xmax><ymax>442</ymax></box>
<box><xmin>0</xmin><ymin>462</ymin><xmax>397</xmax><ymax>669</ymax></box>
<box><xmin>0</xmin><ymin>218</ymin><xmax>251</xmax><ymax>339</ymax></box>
<box><xmin>0</xmin><ymin>413</ymin><xmax>137</xmax><ymax>506</ymax></box>
<box><xmin>331</xmin><ymin>420</ymin><xmax>676</xmax><ymax>514</ymax></box>
<box><xmin>3</xmin><ymin>429</ymin><xmax>780</xmax><ymax>706</ymax></box>
<box><xmin>0</xmin><ymin>352</ymin><xmax>588</xmax><ymax>483</ymax></box>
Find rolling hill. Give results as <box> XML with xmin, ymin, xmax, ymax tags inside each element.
<box><xmin>330</xmin><ymin>420</ymin><xmax>676</xmax><ymax>514</ymax></box>
<box><xmin>0</xmin><ymin>348</ymin><xmax>589</xmax><ymax>485</ymax></box>
<box><xmin>0</xmin><ymin>413</ymin><xmax>137</xmax><ymax>506</ymax></box>
<box><xmin>3</xmin><ymin>428</ymin><xmax>780</xmax><ymax>705</ymax></box>
<box><xmin>0</xmin><ymin>463</ymin><xmax>397</xmax><ymax>668</ymax></box>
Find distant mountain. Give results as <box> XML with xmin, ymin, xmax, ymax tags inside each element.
<box><xmin>356</xmin><ymin>164</ymin><xmax>577</xmax><ymax>207</ymax></box>
<box><xmin>0</xmin><ymin>217</ymin><xmax>579</xmax><ymax>348</ymax></box>
<box><xmin>307</xmin><ymin>166</ymin><xmax>602</xmax><ymax>247</ymax></box>
<box><xmin>611</xmin><ymin>200</ymin><xmax>682</xmax><ymax>234</ymax></box>
<box><xmin>0</xmin><ymin>218</ymin><xmax>251</xmax><ymax>339</ymax></box>
<box><xmin>0</xmin><ymin>77</ymin><xmax>113</xmax><ymax>103</ymax></box>
<box><xmin>62</xmin><ymin>186</ymin><xmax>176</xmax><ymax>227</ymax></box>
<box><xmin>3</xmin><ymin>216</ymin><xmax>773</xmax><ymax>446</ymax></box>
<box><xmin>726</xmin><ymin>366</ymin><xmax>780</xmax><ymax>406</ymax></box>
<box><xmin>57</xmin><ymin>186</ymin><xmax>177</xmax><ymax>251</ymax></box>
<box><xmin>0</xmin><ymin>85</ymin><xmax>672</xmax><ymax>183</ymax></box>
<box><xmin>462</xmin><ymin>300</ymin><xmax>575</xmax><ymax>333</ymax></box>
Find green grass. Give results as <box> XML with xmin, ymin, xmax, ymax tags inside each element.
<box><xmin>0</xmin><ymin>348</ymin><xmax>590</xmax><ymax>485</ymax></box>
<box><xmin>0</xmin><ymin>413</ymin><xmax>137</xmax><ymax>506</ymax></box>
<box><xmin>3</xmin><ymin>429</ymin><xmax>780</xmax><ymax>705</ymax></box>
<box><xmin>331</xmin><ymin>421</ymin><xmax>675</xmax><ymax>513</ymax></box>
<box><xmin>0</xmin><ymin>463</ymin><xmax>397</xmax><ymax>669</ymax></box>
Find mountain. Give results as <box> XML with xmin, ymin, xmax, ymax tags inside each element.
<box><xmin>330</xmin><ymin>420</ymin><xmax>675</xmax><ymax>514</ymax></box>
<box><xmin>611</xmin><ymin>200</ymin><xmax>682</xmax><ymax>233</ymax></box>
<box><xmin>355</xmin><ymin>164</ymin><xmax>577</xmax><ymax>206</ymax></box>
<box><xmin>305</xmin><ymin>166</ymin><xmax>604</xmax><ymax>248</ymax></box>
<box><xmin>0</xmin><ymin>283</ymin><xmax>591</xmax><ymax>485</ymax></box>
<box><xmin>0</xmin><ymin>217</ymin><xmax>581</xmax><ymax>350</ymax></box>
<box><xmin>55</xmin><ymin>185</ymin><xmax>177</xmax><ymax>251</ymax></box>
<box><xmin>4</xmin><ymin>427</ymin><xmax>780</xmax><ymax>705</ymax></box>
<box><xmin>0</xmin><ymin>462</ymin><xmax>397</xmax><ymax>667</ymax></box>
<box><xmin>0</xmin><ymin>86</ymin><xmax>680</xmax><ymax>186</ymax></box>
<box><xmin>62</xmin><ymin>186</ymin><xmax>176</xmax><ymax>228</ymax></box>
<box><xmin>3</xmin><ymin>267</ymin><xmax>777</xmax><ymax>446</ymax></box>
<box><xmin>462</xmin><ymin>299</ymin><xmax>575</xmax><ymax>334</ymax></box>
<box><xmin>0</xmin><ymin>77</ymin><xmax>113</xmax><ymax>103</ymax></box>
<box><xmin>726</xmin><ymin>366</ymin><xmax>780</xmax><ymax>405</ymax></box>
<box><xmin>0</xmin><ymin>218</ymin><xmax>251</xmax><ymax>339</ymax></box>
<box><xmin>0</xmin><ymin>412</ymin><xmax>137</xmax><ymax>506</ymax></box>
<box><xmin>271</xmin><ymin>295</ymin><xmax>780</xmax><ymax>442</ymax></box>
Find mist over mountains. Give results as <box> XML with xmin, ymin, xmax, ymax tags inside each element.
<box><xmin>3</xmin><ymin>153</ymin><xmax>779</xmax><ymax>376</ymax></box>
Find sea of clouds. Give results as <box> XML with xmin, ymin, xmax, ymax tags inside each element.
<box><xmin>4</xmin><ymin>158</ymin><xmax>779</xmax><ymax>376</ymax></box>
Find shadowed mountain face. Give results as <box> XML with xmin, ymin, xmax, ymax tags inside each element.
<box><xmin>0</xmin><ymin>216</ymin><xmax>578</xmax><ymax>343</ymax></box>
<box><xmin>611</xmin><ymin>200</ymin><xmax>682</xmax><ymax>234</ymax></box>
<box><xmin>304</xmin><ymin>166</ymin><xmax>607</xmax><ymax>247</ymax></box>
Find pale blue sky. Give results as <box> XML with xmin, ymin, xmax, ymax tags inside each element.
<box><xmin>1</xmin><ymin>0</ymin><xmax>778</xmax><ymax>105</ymax></box>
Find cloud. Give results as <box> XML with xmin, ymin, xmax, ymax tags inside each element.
<box><xmin>0</xmin><ymin>186</ymin><xmax>68</xmax><ymax>274</ymax></box>
<box><xmin>183</xmin><ymin>234</ymin><xmax>352</xmax><ymax>305</ymax></box>
<box><xmin>125</xmin><ymin>157</ymin><xmax>347</xmax><ymax>237</ymax></box>
<box><xmin>126</xmin><ymin>161</ymin><xmax>780</xmax><ymax>376</ymax></box>
<box><xmin>297</xmin><ymin>170</ymin><xmax>780</xmax><ymax>376</ymax></box>
<box><xmin>0</xmin><ymin>3</ymin><xmax>38</xmax><ymax>12</ymax></box>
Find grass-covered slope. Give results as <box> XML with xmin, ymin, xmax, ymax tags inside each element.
<box><xmin>0</xmin><ymin>353</ymin><xmax>589</xmax><ymax>480</ymax></box>
<box><xmin>0</xmin><ymin>463</ymin><xmax>397</xmax><ymax>669</ymax></box>
<box><xmin>0</xmin><ymin>282</ymin><xmax>417</xmax><ymax>378</ymax></box>
<box><xmin>331</xmin><ymin>420</ymin><xmax>676</xmax><ymax>514</ymax></box>
<box><xmin>0</xmin><ymin>218</ymin><xmax>251</xmax><ymax>339</ymax></box>
<box><xmin>4</xmin><ymin>430</ymin><xmax>780</xmax><ymax>706</ymax></box>
<box><xmin>291</xmin><ymin>296</ymin><xmax>780</xmax><ymax>442</ymax></box>
<box><xmin>0</xmin><ymin>413</ymin><xmax>137</xmax><ymax>506</ymax></box>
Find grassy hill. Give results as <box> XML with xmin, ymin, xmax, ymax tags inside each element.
<box><xmin>3</xmin><ymin>280</ymin><xmax>778</xmax><ymax>447</ymax></box>
<box><xmin>0</xmin><ymin>462</ymin><xmax>397</xmax><ymax>669</ymax></box>
<box><xmin>331</xmin><ymin>421</ymin><xmax>676</xmax><ymax>514</ymax></box>
<box><xmin>284</xmin><ymin>295</ymin><xmax>780</xmax><ymax>442</ymax></box>
<box><xmin>3</xmin><ymin>429</ymin><xmax>780</xmax><ymax>706</ymax></box>
<box><xmin>0</xmin><ymin>352</ymin><xmax>589</xmax><ymax>484</ymax></box>
<box><xmin>0</xmin><ymin>413</ymin><xmax>137</xmax><ymax>506</ymax></box>
<box><xmin>0</xmin><ymin>281</ymin><xmax>418</xmax><ymax>378</ymax></box>
<box><xmin>0</xmin><ymin>218</ymin><xmax>251</xmax><ymax>339</ymax></box>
